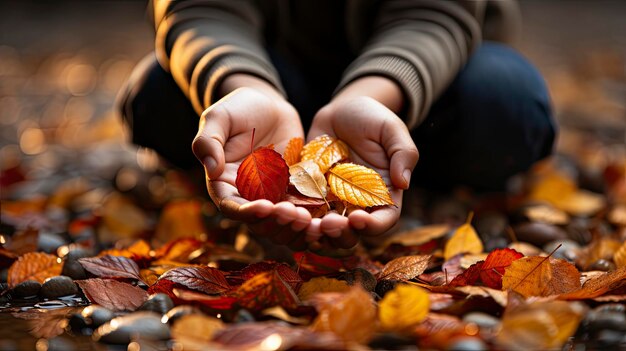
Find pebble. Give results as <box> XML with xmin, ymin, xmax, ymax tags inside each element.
<box><xmin>368</xmin><ymin>332</ymin><xmax>417</xmax><ymax>350</ymax></box>
<box><xmin>0</xmin><ymin>269</ymin><xmax>8</xmax><ymax>283</ymax></box>
<box><xmin>375</xmin><ymin>279</ymin><xmax>399</xmax><ymax>298</ymax></box>
<box><xmin>38</xmin><ymin>232</ymin><xmax>68</xmax><ymax>254</ymax></box>
<box><xmin>475</xmin><ymin>212</ymin><xmax>508</xmax><ymax>239</ymax></box>
<box><xmin>588</xmin><ymin>259</ymin><xmax>616</xmax><ymax>272</ymax></box>
<box><xmin>233</xmin><ymin>309</ymin><xmax>255</xmax><ymax>323</ymax></box>
<box><xmin>35</xmin><ymin>300</ymin><xmax>68</xmax><ymax>309</ymax></box>
<box><xmin>68</xmin><ymin>313</ymin><xmax>90</xmax><ymax>334</ymax></box>
<box><xmin>139</xmin><ymin>293</ymin><xmax>174</xmax><ymax>315</ymax></box>
<box><xmin>40</xmin><ymin>276</ymin><xmax>78</xmax><ymax>299</ymax></box>
<box><xmin>10</xmin><ymin>280</ymin><xmax>42</xmax><ymax>298</ymax></box>
<box><xmin>61</xmin><ymin>248</ymin><xmax>91</xmax><ymax>280</ymax></box>
<box><xmin>462</xmin><ymin>312</ymin><xmax>500</xmax><ymax>330</ymax></box>
<box><xmin>93</xmin><ymin>311</ymin><xmax>170</xmax><ymax>344</ymax></box>
<box><xmin>161</xmin><ymin>305</ymin><xmax>202</xmax><ymax>325</ymax></box>
<box><xmin>593</xmin><ymin>304</ymin><xmax>625</xmax><ymax>314</ymax></box>
<box><xmin>337</xmin><ymin>268</ymin><xmax>377</xmax><ymax>292</ymax></box>
<box><xmin>445</xmin><ymin>337</ymin><xmax>488</xmax><ymax>351</ymax></box>
<box><xmin>81</xmin><ymin>305</ymin><xmax>115</xmax><ymax>328</ymax></box>
<box><xmin>542</xmin><ymin>239</ymin><xmax>581</xmax><ymax>262</ymax></box>
<box><xmin>483</xmin><ymin>237</ymin><xmax>510</xmax><ymax>252</ymax></box>
<box><xmin>588</xmin><ymin>311</ymin><xmax>626</xmax><ymax>332</ymax></box>
<box><xmin>512</xmin><ymin>222</ymin><xmax>568</xmax><ymax>247</ymax></box>
<box><xmin>595</xmin><ymin>329</ymin><xmax>625</xmax><ymax>347</ymax></box>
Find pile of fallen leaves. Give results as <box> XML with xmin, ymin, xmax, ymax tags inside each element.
<box><xmin>1</xmin><ymin>148</ymin><xmax>626</xmax><ymax>350</ymax></box>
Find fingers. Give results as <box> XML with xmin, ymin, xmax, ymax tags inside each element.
<box><xmin>382</xmin><ymin>120</ymin><xmax>419</xmax><ymax>190</ymax></box>
<box><xmin>348</xmin><ymin>207</ymin><xmax>399</xmax><ymax>237</ymax></box>
<box><xmin>192</xmin><ymin>104</ymin><xmax>230</xmax><ymax>180</ymax></box>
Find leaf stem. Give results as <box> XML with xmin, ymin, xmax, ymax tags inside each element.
<box><xmin>250</xmin><ymin>128</ymin><xmax>256</xmax><ymax>153</ymax></box>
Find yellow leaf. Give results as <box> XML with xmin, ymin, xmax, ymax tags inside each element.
<box><xmin>379</xmin><ymin>284</ymin><xmax>429</xmax><ymax>332</ymax></box>
<box><xmin>301</xmin><ymin>135</ymin><xmax>349</xmax><ymax>173</ymax></box>
<box><xmin>443</xmin><ymin>214</ymin><xmax>483</xmax><ymax>260</ymax></box>
<box><xmin>496</xmin><ymin>300</ymin><xmax>585</xmax><ymax>350</ymax></box>
<box><xmin>327</xmin><ymin>163</ymin><xmax>393</xmax><ymax>207</ymax></box>
<box><xmin>615</xmin><ymin>241</ymin><xmax>626</xmax><ymax>268</ymax></box>
<box><xmin>171</xmin><ymin>314</ymin><xmax>224</xmax><ymax>350</ymax></box>
<box><xmin>283</xmin><ymin>137</ymin><xmax>304</xmax><ymax>166</ymax></box>
<box><xmin>289</xmin><ymin>160</ymin><xmax>329</xmax><ymax>205</ymax></box>
<box><xmin>297</xmin><ymin>276</ymin><xmax>351</xmax><ymax>301</ymax></box>
<box><xmin>502</xmin><ymin>256</ymin><xmax>581</xmax><ymax>297</ymax></box>
<box><xmin>382</xmin><ymin>224</ymin><xmax>451</xmax><ymax>248</ymax></box>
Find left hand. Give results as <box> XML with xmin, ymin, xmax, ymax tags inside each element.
<box><xmin>306</xmin><ymin>95</ymin><xmax>419</xmax><ymax>249</ymax></box>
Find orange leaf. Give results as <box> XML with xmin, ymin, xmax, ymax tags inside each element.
<box><xmin>443</xmin><ymin>214</ymin><xmax>483</xmax><ymax>260</ymax></box>
<box><xmin>297</xmin><ymin>276</ymin><xmax>351</xmax><ymax>301</ymax></box>
<box><xmin>76</xmin><ymin>278</ymin><xmax>148</xmax><ymax>311</ymax></box>
<box><xmin>480</xmin><ymin>248</ymin><xmax>524</xmax><ymax>289</ymax></box>
<box><xmin>502</xmin><ymin>256</ymin><xmax>581</xmax><ymax>297</ymax></box>
<box><xmin>99</xmin><ymin>239</ymin><xmax>152</xmax><ymax>261</ymax></box>
<box><xmin>7</xmin><ymin>252</ymin><xmax>63</xmax><ymax>287</ymax></box>
<box><xmin>155</xmin><ymin>199</ymin><xmax>208</xmax><ymax>243</ymax></box>
<box><xmin>301</xmin><ymin>135</ymin><xmax>349</xmax><ymax>173</ymax></box>
<box><xmin>236</xmin><ymin>146</ymin><xmax>289</xmax><ymax>203</ymax></box>
<box><xmin>377</xmin><ymin>255</ymin><xmax>431</xmax><ymax>281</ymax></box>
<box><xmin>614</xmin><ymin>241</ymin><xmax>626</xmax><ymax>268</ymax></box>
<box><xmin>327</xmin><ymin>163</ymin><xmax>393</xmax><ymax>207</ymax></box>
<box><xmin>236</xmin><ymin>270</ymin><xmax>299</xmax><ymax>311</ymax></box>
<box><xmin>558</xmin><ymin>265</ymin><xmax>626</xmax><ymax>300</ymax></box>
<box><xmin>283</xmin><ymin>137</ymin><xmax>304</xmax><ymax>166</ymax></box>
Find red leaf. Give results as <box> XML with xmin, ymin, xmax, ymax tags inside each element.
<box><xmin>480</xmin><ymin>248</ymin><xmax>524</xmax><ymax>289</ymax></box>
<box><xmin>236</xmin><ymin>146</ymin><xmax>289</xmax><ymax>203</ymax></box>
<box><xmin>449</xmin><ymin>261</ymin><xmax>483</xmax><ymax>287</ymax></box>
<box><xmin>78</xmin><ymin>255</ymin><xmax>142</xmax><ymax>281</ymax></box>
<box><xmin>173</xmin><ymin>289</ymin><xmax>238</xmax><ymax>310</ymax></box>
<box><xmin>238</xmin><ymin>262</ymin><xmax>302</xmax><ymax>291</ymax></box>
<box><xmin>293</xmin><ymin>251</ymin><xmax>345</xmax><ymax>278</ymax></box>
<box><xmin>236</xmin><ymin>270</ymin><xmax>299</xmax><ymax>311</ymax></box>
<box><xmin>76</xmin><ymin>278</ymin><xmax>148</xmax><ymax>311</ymax></box>
<box><xmin>159</xmin><ymin>266</ymin><xmax>230</xmax><ymax>294</ymax></box>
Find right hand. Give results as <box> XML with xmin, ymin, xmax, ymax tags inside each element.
<box><xmin>192</xmin><ymin>75</ymin><xmax>311</xmax><ymax>250</ymax></box>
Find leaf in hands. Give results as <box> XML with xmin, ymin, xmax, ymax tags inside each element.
<box><xmin>283</xmin><ymin>137</ymin><xmax>304</xmax><ymax>166</ymax></box>
<box><xmin>78</xmin><ymin>255</ymin><xmax>142</xmax><ymax>281</ymax></box>
<box><xmin>327</xmin><ymin>163</ymin><xmax>394</xmax><ymax>207</ymax></box>
<box><xmin>7</xmin><ymin>252</ymin><xmax>63</xmax><ymax>287</ymax></box>
<box><xmin>235</xmin><ymin>270</ymin><xmax>299</xmax><ymax>311</ymax></box>
<box><xmin>480</xmin><ymin>248</ymin><xmax>524</xmax><ymax>289</ymax></box>
<box><xmin>443</xmin><ymin>215</ymin><xmax>483</xmax><ymax>260</ymax></box>
<box><xmin>379</xmin><ymin>284</ymin><xmax>429</xmax><ymax>332</ymax></box>
<box><xmin>159</xmin><ymin>266</ymin><xmax>230</xmax><ymax>295</ymax></box>
<box><xmin>502</xmin><ymin>256</ymin><xmax>581</xmax><ymax>297</ymax></box>
<box><xmin>301</xmin><ymin>135</ymin><xmax>350</xmax><ymax>173</ymax></box>
<box><xmin>76</xmin><ymin>278</ymin><xmax>148</xmax><ymax>311</ymax></box>
<box><xmin>289</xmin><ymin>160</ymin><xmax>328</xmax><ymax>201</ymax></box>
<box><xmin>236</xmin><ymin>146</ymin><xmax>289</xmax><ymax>203</ymax></box>
<box><xmin>377</xmin><ymin>255</ymin><xmax>431</xmax><ymax>281</ymax></box>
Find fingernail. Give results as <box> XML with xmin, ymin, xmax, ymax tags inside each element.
<box><xmin>402</xmin><ymin>169</ymin><xmax>412</xmax><ymax>189</ymax></box>
<box><xmin>203</xmin><ymin>157</ymin><xmax>217</xmax><ymax>172</ymax></box>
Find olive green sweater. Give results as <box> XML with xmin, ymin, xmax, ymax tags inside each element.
<box><xmin>151</xmin><ymin>0</ymin><xmax>520</xmax><ymax>129</ymax></box>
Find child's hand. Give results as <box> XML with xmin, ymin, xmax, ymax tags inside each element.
<box><xmin>192</xmin><ymin>76</ymin><xmax>311</xmax><ymax>249</ymax></box>
<box><xmin>306</xmin><ymin>93</ymin><xmax>419</xmax><ymax>248</ymax></box>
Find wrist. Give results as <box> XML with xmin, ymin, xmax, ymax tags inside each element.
<box><xmin>333</xmin><ymin>76</ymin><xmax>404</xmax><ymax>113</ymax></box>
<box><xmin>218</xmin><ymin>73</ymin><xmax>285</xmax><ymax>101</ymax></box>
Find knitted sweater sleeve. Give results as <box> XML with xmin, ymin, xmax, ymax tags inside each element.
<box><xmin>152</xmin><ymin>0</ymin><xmax>285</xmax><ymax>116</ymax></box>
<box><xmin>337</xmin><ymin>0</ymin><xmax>482</xmax><ymax>129</ymax></box>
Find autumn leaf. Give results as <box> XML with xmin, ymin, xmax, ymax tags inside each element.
<box><xmin>99</xmin><ymin>239</ymin><xmax>152</xmax><ymax>261</ymax></box>
<box><xmin>615</xmin><ymin>241</ymin><xmax>626</xmax><ymax>268</ymax></box>
<box><xmin>301</xmin><ymin>134</ymin><xmax>349</xmax><ymax>173</ymax></box>
<box><xmin>496</xmin><ymin>300</ymin><xmax>586</xmax><ymax>350</ymax></box>
<box><xmin>76</xmin><ymin>278</ymin><xmax>148</xmax><ymax>311</ymax></box>
<box><xmin>379</xmin><ymin>284</ymin><xmax>429</xmax><ymax>332</ymax></box>
<box><xmin>5</xmin><ymin>228</ymin><xmax>38</xmax><ymax>255</ymax></box>
<box><xmin>558</xmin><ymin>265</ymin><xmax>626</xmax><ymax>300</ymax></box>
<box><xmin>236</xmin><ymin>145</ymin><xmax>289</xmax><ymax>203</ymax></box>
<box><xmin>448</xmin><ymin>261</ymin><xmax>483</xmax><ymax>287</ymax></box>
<box><xmin>171</xmin><ymin>314</ymin><xmax>224</xmax><ymax>350</ymax></box>
<box><xmin>327</xmin><ymin>163</ymin><xmax>393</xmax><ymax>207</ymax></box>
<box><xmin>382</xmin><ymin>224</ymin><xmax>451</xmax><ymax>248</ymax></box>
<box><xmin>377</xmin><ymin>255</ymin><xmax>431</xmax><ymax>281</ymax></box>
<box><xmin>78</xmin><ymin>255</ymin><xmax>142</xmax><ymax>281</ymax></box>
<box><xmin>283</xmin><ymin>137</ymin><xmax>304</xmax><ymax>166</ymax></box>
<box><xmin>297</xmin><ymin>276</ymin><xmax>351</xmax><ymax>301</ymax></box>
<box><xmin>293</xmin><ymin>251</ymin><xmax>346</xmax><ymax>277</ymax></box>
<box><xmin>238</xmin><ymin>262</ymin><xmax>302</xmax><ymax>291</ymax></box>
<box><xmin>502</xmin><ymin>256</ymin><xmax>581</xmax><ymax>297</ymax></box>
<box><xmin>158</xmin><ymin>266</ymin><xmax>230</xmax><ymax>295</ymax></box>
<box><xmin>579</xmin><ymin>237</ymin><xmax>622</xmax><ymax>270</ymax></box>
<box><xmin>154</xmin><ymin>237</ymin><xmax>203</xmax><ymax>263</ymax></box>
<box><xmin>480</xmin><ymin>248</ymin><xmax>524</xmax><ymax>289</ymax></box>
<box><xmin>7</xmin><ymin>252</ymin><xmax>63</xmax><ymax>287</ymax></box>
<box><xmin>285</xmin><ymin>192</ymin><xmax>327</xmax><ymax>207</ymax></box>
<box><xmin>235</xmin><ymin>270</ymin><xmax>300</xmax><ymax>311</ymax></box>
<box><xmin>311</xmin><ymin>287</ymin><xmax>376</xmax><ymax>344</ymax></box>
<box><xmin>443</xmin><ymin>213</ymin><xmax>483</xmax><ymax>260</ymax></box>
<box><xmin>289</xmin><ymin>160</ymin><xmax>329</xmax><ymax>204</ymax></box>
<box><xmin>155</xmin><ymin>199</ymin><xmax>208</xmax><ymax>244</ymax></box>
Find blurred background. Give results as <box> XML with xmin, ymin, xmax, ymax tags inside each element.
<box><xmin>0</xmin><ymin>1</ymin><xmax>624</xmax><ymax>204</ymax></box>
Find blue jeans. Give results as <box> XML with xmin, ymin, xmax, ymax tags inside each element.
<box><xmin>118</xmin><ymin>43</ymin><xmax>556</xmax><ymax>192</ymax></box>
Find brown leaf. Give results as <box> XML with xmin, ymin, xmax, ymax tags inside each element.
<box><xmin>377</xmin><ymin>255</ymin><xmax>431</xmax><ymax>281</ymax></box>
<box><xmin>5</xmin><ymin>228</ymin><xmax>38</xmax><ymax>255</ymax></box>
<box><xmin>558</xmin><ymin>265</ymin><xmax>626</xmax><ymax>300</ymax></box>
<box><xmin>301</xmin><ymin>134</ymin><xmax>349</xmax><ymax>173</ymax></box>
<box><xmin>579</xmin><ymin>237</ymin><xmax>622</xmax><ymax>269</ymax></box>
<box><xmin>382</xmin><ymin>224</ymin><xmax>451</xmax><ymax>248</ymax></box>
<box><xmin>171</xmin><ymin>314</ymin><xmax>224</xmax><ymax>350</ymax></box>
<box><xmin>502</xmin><ymin>256</ymin><xmax>581</xmax><ymax>297</ymax></box>
<box><xmin>311</xmin><ymin>287</ymin><xmax>376</xmax><ymax>344</ymax></box>
<box><xmin>7</xmin><ymin>252</ymin><xmax>63</xmax><ymax>287</ymax></box>
<box><xmin>236</xmin><ymin>145</ymin><xmax>289</xmax><ymax>203</ymax></box>
<box><xmin>496</xmin><ymin>300</ymin><xmax>586</xmax><ymax>350</ymax></box>
<box><xmin>78</xmin><ymin>255</ymin><xmax>142</xmax><ymax>281</ymax></box>
<box><xmin>327</xmin><ymin>163</ymin><xmax>393</xmax><ymax>207</ymax></box>
<box><xmin>159</xmin><ymin>266</ymin><xmax>230</xmax><ymax>295</ymax></box>
<box><xmin>236</xmin><ymin>270</ymin><xmax>300</xmax><ymax>311</ymax></box>
<box><xmin>12</xmin><ymin>307</ymin><xmax>79</xmax><ymax>339</ymax></box>
<box><xmin>289</xmin><ymin>160</ymin><xmax>329</xmax><ymax>203</ymax></box>
<box><xmin>76</xmin><ymin>278</ymin><xmax>148</xmax><ymax>311</ymax></box>
<box><xmin>615</xmin><ymin>241</ymin><xmax>626</xmax><ymax>268</ymax></box>
<box><xmin>283</xmin><ymin>137</ymin><xmax>304</xmax><ymax>166</ymax></box>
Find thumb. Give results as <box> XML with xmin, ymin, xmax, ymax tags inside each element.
<box><xmin>192</xmin><ymin>104</ymin><xmax>230</xmax><ymax>180</ymax></box>
<box><xmin>383</xmin><ymin>120</ymin><xmax>419</xmax><ymax>190</ymax></box>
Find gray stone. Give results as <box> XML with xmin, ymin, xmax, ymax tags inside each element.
<box><xmin>40</xmin><ymin>276</ymin><xmax>78</xmax><ymax>299</ymax></box>
<box><xmin>10</xmin><ymin>280</ymin><xmax>41</xmax><ymax>298</ymax></box>
<box><xmin>139</xmin><ymin>293</ymin><xmax>174</xmax><ymax>315</ymax></box>
<box><xmin>93</xmin><ymin>311</ymin><xmax>170</xmax><ymax>344</ymax></box>
<box><xmin>81</xmin><ymin>305</ymin><xmax>115</xmax><ymax>328</ymax></box>
<box><xmin>462</xmin><ymin>312</ymin><xmax>500</xmax><ymax>330</ymax></box>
